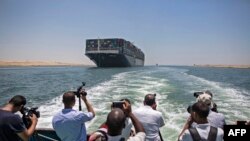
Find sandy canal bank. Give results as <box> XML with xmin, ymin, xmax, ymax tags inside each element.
<box><xmin>194</xmin><ymin>64</ymin><xmax>250</xmax><ymax>69</ymax></box>
<box><xmin>0</xmin><ymin>60</ymin><xmax>88</xmax><ymax>67</ymax></box>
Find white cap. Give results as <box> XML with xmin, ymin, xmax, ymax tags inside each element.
<box><xmin>196</xmin><ymin>93</ymin><xmax>214</xmax><ymax>108</ymax></box>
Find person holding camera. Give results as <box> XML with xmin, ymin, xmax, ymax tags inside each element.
<box><xmin>133</xmin><ymin>94</ymin><xmax>165</xmax><ymax>141</ymax></box>
<box><xmin>196</xmin><ymin>91</ymin><xmax>226</xmax><ymax>129</ymax></box>
<box><xmin>0</xmin><ymin>95</ymin><xmax>38</xmax><ymax>141</ymax></box>
<box><xmin>88</xmin><ymin>99</ymin><xmax>134</xmax><ymax>141</ymax></box>
<box><xmin>178</xmin><ymin>91</ymin><xmax>226</xmax><ymax>140</ymax></box>
<box><xmin>52</xmin><ymin>90</ymin><xmax>95</xmax><ymax>141</ymax></box>
<box><xmin>106</xmin><ymin>100</ymin><xmax>146</xmax><ymax>141</ymax></box>
<box><xmin>178</xmin><ymin>102</ymin><xmax>224</xmax><ymax>141</ymax></box>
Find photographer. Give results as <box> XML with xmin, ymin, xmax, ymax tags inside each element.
<box><xmin>88</xmin><ymin>98</ymin><xmax>134</xmax><ymax>141</ymax></box>
<box><xmin>133</xmin><ymin>94</ymin><xmax>165</xmax><ymax>141</ymax></box>
<box><xmin>178</xmin><ymin>102</ymin><xmax>224</xmax><ymax>141</ymax></box>
<box><xmin>106</xmin><ymin>100</ymin><xmax>145</xmax><ymax>141</ymax></box>
<box><xmin>52</xmin><ymin>89</ymin><xmax>95</xmax><ymax>141</ymax></box>
<box><xmin>178</xmin><ymin>91</ymin><xmax>226</xmax><ymax>141</ymax></box>
<box><xmin>0</xmin><ymin>95</ymin><xmax>38</xmax><ymax>141</ymax></box>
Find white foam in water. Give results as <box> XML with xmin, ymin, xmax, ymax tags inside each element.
<box><xmin>37</xmin><ymin>96</ymin><xmax>63</xmax><ymax>128</ymax></box>
<box><xmin>36</xmin><ymin>67</ymin><xmax>250</xmax><ymax>141</ymax></box>
<box><xmin>185</xmin><ymin>73</ymin><xmax>250</xmax><ymax>123</ymax></box>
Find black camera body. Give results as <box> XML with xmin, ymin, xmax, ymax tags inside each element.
<box><xmin>112</xmin><ymin>101</ymin><xmax>125</xmax><ymax>109</ymax></box>
<box><xmin>21</xmin><ymin>107</ymin><xmax>40</xmax><ymax>128</ymax></box>
<box><xmin>194</xmin><ymin>91</ymin><xmax>213</xmax><ymax>98</ymax></box>
<box><xmin>237</xmin><ymin>120</ymin><xmax>247</xmax><ymax>125</ymax></box>
<box><xmin>187</xmin><ymin>105</ymin><xmax>192</xmax><ymax>113</ymax></box>
<box><xmin>74</xmin><ymin>82</ymin><xmax>86</xmax><ymax>98</ymax></box>
<box><xmin>193</xmin><ymin>92</ymin><xmax>204</xmax><ymax>98</ymax></box>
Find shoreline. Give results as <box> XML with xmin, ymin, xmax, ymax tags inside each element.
<box><xmin>0</xmin><ymin>61</ymin><xmax>91</xmax><ymax>67</ymax></box>
<box><xmin>193</xmin><ymin>64</ymin><xmax>250</xmax><ymax>69</ymax></box>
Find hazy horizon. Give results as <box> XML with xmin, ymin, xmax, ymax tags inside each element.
<box><xmin>1</xmin><ymin>0</ymin><xmax>250</xmax><ymax>66</ymax></box>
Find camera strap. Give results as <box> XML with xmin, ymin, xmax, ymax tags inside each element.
<box><xmin>95</xmin><ymin>129</ymin><xmax>108</xmax><ymax>141</ymax></box>
<box><xmin>96</xmin><ymin>129</ymin><xmax>125</xmax><ymax>141</ymax></box>
<box><xmin>189</xmin><ymin>126</ymin><xmax>217</xmax><ymax>141</ymax></box>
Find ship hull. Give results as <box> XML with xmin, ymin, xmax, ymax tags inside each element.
<box><xmin>85</xmin><ymin>53</ymin><xmax>144</xmax><ymax>67</ymax></box>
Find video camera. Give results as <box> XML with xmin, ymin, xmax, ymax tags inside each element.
<box><xmin>74</xmin><ymin>82</ymin><xmax>86</xmax><ymax>98</ymax></box>
<box><xmin>194</xmin><ymin>91</ymin><xmax>213</xmax><ymax>98</ymax></box>
<box><xmin>237</xmin><ymin>121</ymin><xmax>247</xmax><ymax>125</ymax></box>
<box><xmin>193</xmin><ymin>92</ymin><xmax>204</xmax><ymax>98</ymax></box>
<box><xmin>21</xmin><ymin>107</ymin><xmax>40</xmax><ymax>128</ymax></box>
<box><xmin>187</xmin><ymin>105</ymin><xmax>192</xmax><ymax>113</ymax></box>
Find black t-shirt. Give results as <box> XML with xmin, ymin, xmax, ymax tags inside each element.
<box><xmin>0</xmin><ymin>109</ymin><xmax>26</xmax><ymax>141</ymax></box>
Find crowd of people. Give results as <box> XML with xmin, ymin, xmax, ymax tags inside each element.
<box><xmin>0</xmin><ymin>90</ymin><xmax>249</xmax><ymax>141</ymax></box>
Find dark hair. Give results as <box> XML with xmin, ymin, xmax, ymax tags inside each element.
<box><xmin>106</xmin><ymin>109</ymin><xmax>126</xmax><ymax>136</ymax></box>
<box><xmin>63</xmin><ymin>92</ymin><xmax>75</xmax><ymax>105</ymax></box>
<box><xmin>144</xmin><ymin>94</ymin><xmax>156</xmax><ymax>106</ymax></box>
<box><xmin>191</xmin><ymin>102</ymin><xmax>209</xmax><ymax>119</ymax></box>
<box><xmin>9</xmin><ymin>95</ymin><xmax>26</xmax><ymax>107</ymax></box>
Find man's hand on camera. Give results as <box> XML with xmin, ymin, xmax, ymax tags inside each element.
<box><xmin>29</xmin><ymin>114</ymin><xmax>38</xmax><ymax>124</ymax></box>
<box><xmin>80</xmin><ymin>89</ymin><xmax>88</xmax><ymax>101</ymax></box>
<box><xmin>80</xmin><ymin>89</ymin><xmax>87</xmax><ymax>96</ymax></box>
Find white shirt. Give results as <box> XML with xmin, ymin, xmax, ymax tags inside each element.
<box><xmin>180</xmin><ymin>123</ymin><xmax>224</xmax><ymax>141</ymax></box>
<box><xmin>122</xmin><ymin>118</ymin><xmax>133</xmax><ymax>140</ymax></box>
<box><xmin>133</xmin><ymin>105</ymin><xmax>165</xmax><ymax>141</ymax></box>
<box><xmin>207</xmin><ymin>111</ymin><xmax>226</xmax><ymax>129</ymax></box>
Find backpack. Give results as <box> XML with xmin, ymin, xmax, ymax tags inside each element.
<box><xmin>188</xmin><ymin>126</ymin><xmax>217</xmax><ymax>141</ymax></box>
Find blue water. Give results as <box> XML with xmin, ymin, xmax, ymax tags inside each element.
<box><xmin>0</xmin><ymin>66</ymin><xmax>250</xmax><ymax>141</ymax></box>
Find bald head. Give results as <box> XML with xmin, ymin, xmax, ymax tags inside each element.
<box><xmin>63</xmin><ymin>91</ymin><xmax>75</xmax><ymax>107</ymax></box>
<box><xmin>106</xmin><ymin>108</ymin><xmax>126</xmax><ymax>136</ymax></box>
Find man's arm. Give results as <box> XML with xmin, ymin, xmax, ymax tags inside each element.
<box><xmin>177</xmin><ymin>116</ymin><xmax>193</xmax><ymax>141</ymax></box>
<box><xmin>159</xmin><ymin>113</ymin><xmax>165</xmax><ymax>127</ymax></box>
<box><xmin>128</xmin><ymin>112</ymin><xmax>145</xmax><ymax>133</ymax></box>
<box><xmin>17</xmin><ymin>114</ymin><xmax>38</xmax><ymax>141</ymax></box>
<box><xmin>123</xmin><ymin>101</ymin><xmax>145</xmax><ymax>133</ymax></box>
<box><xmin>81</xmin><ymin>91</ymin><xmax>95</xmax><ymax>117</ymax></box>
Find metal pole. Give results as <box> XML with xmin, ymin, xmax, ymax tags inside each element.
<box><xmin>159</xmin><ymin>130</ymin><xmax>164</xmax><ymax>141</ymax></box>
<box><xmin>79</xmin><ymin>97</ymin><xmax>82</xmax><ymax>111</ymax></box>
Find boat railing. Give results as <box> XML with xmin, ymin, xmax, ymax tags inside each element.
<box><xmin>29</xmin><ymin>128</ymin><xmax>61</xmax><ymax>141</ymax></box>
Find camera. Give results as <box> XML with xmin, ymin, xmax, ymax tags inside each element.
<box><xmin>112</xmin><ymin>101</ymin><xmax>125</xmax><ymax>109</ymax></box>
<box><xmin>21</xmin><ymin>107</ymin><xmax>40</xmax><ymax>128</ymax></box>
<box><xmin>194</xmin><ymin>90</ymin><xmax>213</xmax><ymax>98</ymax></box>
<box><xmin>236</xmin><ymin>120</ymin><xmax>247</xmax><ymax>125</ymax></box>
<box><xmin>193</xmin><ymin>92</ymin><xmax>204</xmax><ymax>98</ymax></box>
<box><xmin>187</xmin><ymin>105</ymin><xmax>192</xmax><ymax>113</ymax></box>
<box><xmin>74</xmin><ymin>82</ymin><xmax>86</xmax><ymax>98</ymax></box>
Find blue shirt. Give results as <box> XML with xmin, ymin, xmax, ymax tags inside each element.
<box><xmin>52</xmin><ymin>109</ymin><xmax>94</xmax><ymax>141</ymax></box>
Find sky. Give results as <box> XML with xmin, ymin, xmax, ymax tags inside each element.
<box><xmin>0</xmin><ymin>0</ymin><xmax>250</xmax><ymax>66</ymax></box>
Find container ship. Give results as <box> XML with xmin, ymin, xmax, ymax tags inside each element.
<box><xmin>85</xmin><ymin>38</ymin><xmax>145</xmax><ymax>67</ymax></box>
